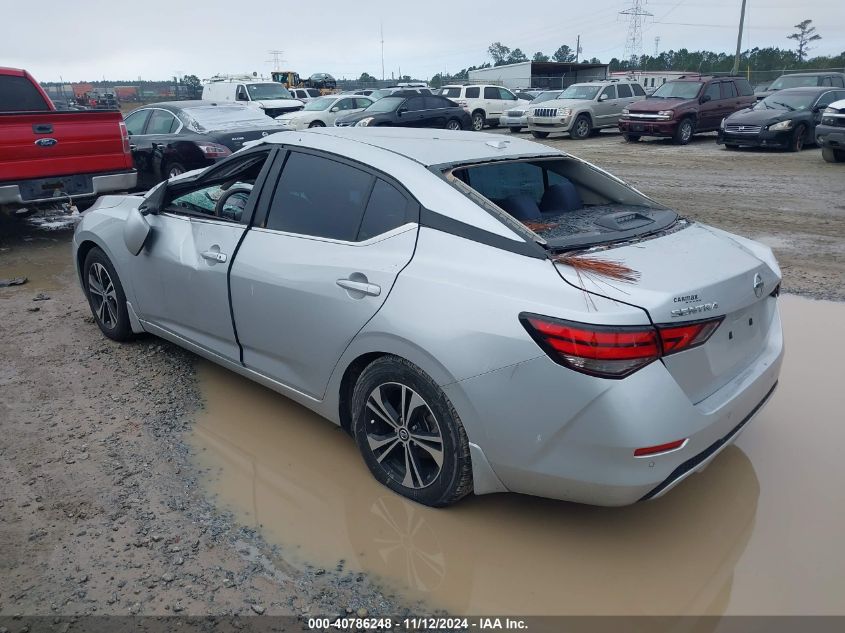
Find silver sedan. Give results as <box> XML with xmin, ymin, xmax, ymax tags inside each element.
<box><xmin>73</xmin><ymin>128</ymin><xmax>783</xmax><ymax>507</ymax></box>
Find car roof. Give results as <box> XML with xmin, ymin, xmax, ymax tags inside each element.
<box><xmin>771</xmin><ymin>87</ymin><xmax>840</xmax><ymax>95</ymax></box>
<box><xmin>134</xmin><ymin>100</ymin><xmax>253</xmax><ymax>111</ymax></box>
<box><xmin>778</xmin><ymin>71</ymin><xmax>844</xmax><ymax>77</ymax></box>
<box><xmin>259</xmin><ymin>127</ymin><xmax>560</xmax><ymax>168</ymax></box>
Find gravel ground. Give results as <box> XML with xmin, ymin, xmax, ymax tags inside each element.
<box><xmin>0</xmin><ymin>237</ymin><xmax>416</xmax><ymax>623</ymax></box>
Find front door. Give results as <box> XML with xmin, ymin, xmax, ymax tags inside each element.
<box><xmin>593</xmin><ymin>85</ymin><xmax>618</xmax><ymax>126</ymax></box>
<box><xmin>230</xmin><ymin>150</ymin><xmax>418</xmax><ymax>398</ymax></box>
<box><xmin>699</xmin><ymin>82</ymin><xmax>724</xmax><ymax>131</ymax></box>
<box><xmin>128</xmin><ymin>148</ymin><xmax>275</xmax><ymax>361</ymax></box>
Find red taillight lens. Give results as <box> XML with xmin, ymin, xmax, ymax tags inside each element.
<box><xmin>196</xmin><ymin>142</ymin><xmax>232</xmax><ymax>159</ymax></box>
<box><xmin>521</xmin><ymin>314</ymin><xmax>722</xmax><ymax>379</ymax></box>
<box><xmin>634</xmin><ymin>439</ymin><xmax>687</xmax><ymax>457</ymax></box>
<box><xmin>118</xmin><ymin>121</ymin><xmax>130</xmax><ymax>154</ymax></box>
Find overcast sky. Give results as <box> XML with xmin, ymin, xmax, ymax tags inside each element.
<box><xmin>2</xmin><ymin>0</ymin><xmax>843</xmax><ymax>82</ymax></box>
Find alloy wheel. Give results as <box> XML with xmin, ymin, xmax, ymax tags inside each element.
<box><xmin>168</xmin><ymin>165</ymin><xmax>184</xmax><ymax>178</ymax></box>
<box><xmin>447</xmin><ymin>120</ymin><xmax>461</xmax><ymax>131</ymax></box>
<box><xmin>680</xmin><ymin>121</ymin><xmax>693</xmax><ymax>143</ymax></box>
<box><xmin>472</xmin><ymin>114</ymin><xmax>484</xmax><ymax>131</ymax></box>
<box><xmin>364</xmin><ymin>382</ymin><xmax>444</xmax><ymax>489</ymax></box>
<box><xmin>87</xmin><ymin>263</ymin><xmax>119</xmax><ymax>330</ymax></box>
<box><xmin>574</xmin><ymin>118</ymin><xmax>590</xmax><ymax>138</ymax></box>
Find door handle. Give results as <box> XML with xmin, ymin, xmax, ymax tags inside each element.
<box><xmin>201</xmin><ymin>250</ymin><xmax>228</xmax><ymax>263</ymax></box>
<box><xmin>129</xmin><ymin>144</ymin><xmax>137</xmax><ymax>151</ymax></box>
<box><xmin>337</xmin><ymin>279</ymin><xmax>381</xmax><ymax>296</ymax></box>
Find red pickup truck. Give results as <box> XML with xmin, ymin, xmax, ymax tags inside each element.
<box><xmin>0</xmin><ymin>68</ymin><xmax>136</xmax><ymax>211</ymax></box>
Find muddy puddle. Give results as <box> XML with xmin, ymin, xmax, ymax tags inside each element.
<box><xmin>191</xmin><ymin>295</ymin><xmax>845</xmax><ymax>615</ymax></box>
<box><xmin>0</xmin><ymin>215</ymin><xmax>76</xmax><ymax>291</ymax></box>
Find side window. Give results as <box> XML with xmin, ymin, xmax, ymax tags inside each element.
<box><xmin>146</xmin><ymin>110</ymin><xmax>178</xmax><ymax>134</ymax></box>
<box><xmin>632</xmin><ymin>83</ymin><xmax>646</xmax><ymax>96</ymax></box>
<box><xmin>358</xmin><ymin>179</ymin><xmax>410</xmax><ymax>241</ymax></box>
<box><xmin>499</xmin><ymin>88</ymin><xmax>517</xmax><ymax>100</ymax></box>
<box><xmin>265</xmin><ymin>152</ymin><xmax>373</xmax><ymax>241</ymax></box>
<box><xmin>336</xmin><ymin>98</ymin><xmax>356</xmax><ymax>110</ymax></box>
<box><xmin>465</xmin><ymin>86</ymin><xmax>480</xmax><ymax>99</ymax></box>
<box><xmin>704</xmin><ymin>82</ymin><xmax>721</xmax><ymax>101</ymax></box>
<box><xmin>484</xmin><ymin>86</ymin><xmax>499</xmax><ymax>99</ymax></box>
<box><xmin>600</xmin><ymin>85</ymin><xmax>616</xmax><ymax>100</ymax></box>
<box><xmin>308</xmin><ymin>89</ymin><xmax>321</xmax><ymax>97</ymax></box>
<box><xmin>822</xmin><ymin>77</ymin><xmax>832</xmax><ymax>87</ymax></box>
<box><xmin>124</xmin><ymin>110</ymin><xmax>150</xmax><ymax>135</ymax></box>
<box><xmin>721</xmin><ymin>81</ymin><xmax>738</xmax><ymax>99</ymax></box>
<box><xmin>617</xmin><ymin>84</ymin><xmax>633</xmax><ymax>98</ymax></box>
<box><xmin>816</xmin><ymin>92</ymin><xmax>839</xmax><ymax>109</ymax></box>
<box><xmin>834</xmin><ymin>77</ymin><xmax>845</xmax><ymax>88</ymax></box>
<box><xmin>425</xmin><ymin>96</ymin><xmax>445</xmax><ymax>109</ymax></box>
<box><xmin>404</xmin><ymin>96</ymin><xmax>426</xmax><ymax>111</ymax></box>
<box><xmin>236</xmin><ymin>85</ymin><xmax>249</xmax><ymax>101</ymax></box>
<box><xmin>354</xmin><ymin>98</ymin><xmax>371</xmax><ymax>109</ymax></box>
<box><xmin>735</xmin><ymin>79</ymin><xmax>754</xmax><ymax>96</ymax></box>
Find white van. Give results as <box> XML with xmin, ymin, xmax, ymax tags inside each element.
<box><xmin>202</xmin><ymin>77</ymin><xmax>305</xmax><ymax>118</ymax></box>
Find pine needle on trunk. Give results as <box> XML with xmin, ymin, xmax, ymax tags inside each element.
<box><xmin>553</xmin><ymin>253</ymin><xmax>641</xmax><ymax>284</ymax></box>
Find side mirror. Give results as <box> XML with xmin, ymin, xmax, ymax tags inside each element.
<box><xmin>138</xmin><ymin>182</ymin><xmax>166</xmax><ymax>216</ymax></box>
<box><xmin>599</xmin><ymin>94</ymin><xmax>608</xmax><ymax>102</ymax></box>
<box><xmin>700</xmin><ymin>94</ymin><xmax>712</xmax><ymax>104</ymax></box>
<box><xmin>397</xmin><ymin>108</ymin><xmax>407</xmax><ymax>116</ymax></box>
<box><xmin>330</xmin><ymin>106</ymin><xmax>339</xmax><ymax>112</ymax></box>
<box><xmin>124</xmin><ymin>206</ymin><xmax>152</xmax><ymax>255</ymax></box>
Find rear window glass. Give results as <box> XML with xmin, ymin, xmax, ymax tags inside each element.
<box><xmin>0</xmin><ymin>75</ymin><xmax>50</xmax><ymax>111</ymax></box>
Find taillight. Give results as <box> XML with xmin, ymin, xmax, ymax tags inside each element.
<box><xmin>520</xmin><ymin>314</ymin><xmax>723</xmax><ymax>379</ymax></box>
<box><xmin>196</xmin><ymin>142</ymin><xmax>232</xmax><ymax>159</ymax></box>
<box><xmin>118</xmin><ymin>121</ymin><xmax>130</xmax><ymax>154</ymax></box>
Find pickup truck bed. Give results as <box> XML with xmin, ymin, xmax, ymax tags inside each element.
<box><xmin>0</xmin><ymin>67</ymin><xmax>136</xmax><ymax>208</ymax></box>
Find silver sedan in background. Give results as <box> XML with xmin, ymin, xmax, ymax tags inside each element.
<box><xmin>73</xmin><ymin>128</ymin><xmax>783</xmax><ymax>507</ymax></box>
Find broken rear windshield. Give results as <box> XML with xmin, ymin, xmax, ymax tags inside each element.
<box><xmin>448</xmin><ymin>158</ymin><xmax>680</xmax><ymax>251</ymax></box>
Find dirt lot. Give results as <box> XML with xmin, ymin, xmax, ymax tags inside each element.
<box><xmin>1</xmin><ymin>131</ymin><xmax>844</xmax><ymax>622</ymax></box>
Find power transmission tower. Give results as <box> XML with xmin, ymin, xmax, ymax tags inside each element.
<box><xmin>380</xmin><ymin>23</ymin><xmax>385</xmax><ymax>82</ymax></box>
<box><xmin>654</xmin><ymin>36</ymin><xmax>660</xmax><ymax>57</ymax></box>
<box><xmin>620</xmin><ymin>0</ymin><xmax>653</xmax><ymax>68</ymax></box>
<box><xmin>267</xmin><ymin>50</ymin><xmax>284</xmax><ymax>72</ymax></box>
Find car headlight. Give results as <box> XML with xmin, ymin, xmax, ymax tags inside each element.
<box><xmin>658</xmin><ymin>110</ymin><xmax>674</xmax><ymax>117</ymax></box>
<box><xmin>356</xmin><ymin>117</ymin><xmax>374</xmax><ymax>127</ymax></box>
<box><xmin>823</xmin><ymin>107</ymin><xmax>837</xmax><ymax>114</ymax></box>
<box><xmin>560</xmin><ymin>108</ymin><xmax>572</xmax><ymax>118</ymax></box>
<box><xmin>720</xmin><ymin>117</ymin><xmax>726</xmax><ymax>129</ymax></box>
<box><xmin>622</xmin><ymin>108</ymin><xmax>630</xmax><ymax>115</ymax></box>
<box><xmin>768</xmin><ymin>120</ymin><xmax>792</xmax><ymax>131</ymax></box>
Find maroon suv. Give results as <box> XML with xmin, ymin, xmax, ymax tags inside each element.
<box><xmin>618</xmin><ymin>75</ymin><xmax>756</xmax><ymax>145</ymax></box>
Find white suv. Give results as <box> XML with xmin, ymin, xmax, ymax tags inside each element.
<box><xmin>438</xmin><ymin>85</ymin><xmax>530</xmax><ymax>131</ymax></box>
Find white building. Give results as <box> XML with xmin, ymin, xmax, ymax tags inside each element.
<box><xmin>468</xmin><ymin>61</ymin><xmax>609</xmax><ymax>91</ymax></box>
<box><xmin>610</xmin><ymin>71</ymin><xmax>695</xmax><ymax>93</ymax></box>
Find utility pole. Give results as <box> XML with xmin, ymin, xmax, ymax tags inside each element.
<box><xmin>654</xmin><ymin>36</ymin><xmax>660</xmax><ymax>57</ymax></box>
<box><xmin>575</xmin><ymin>34</ymin><xmax>581</xmax><ymax>63</ymax></box>
<box><xmin>380</xmin><ymin>23</ymin><xmax>385</xmax><ymax>82</ymax></box>
<box><xmin>731</xmin><ymin>0</ymin><xmax>747</xmax><ymax>75</ymax></box>
<box><xmin>620</xmin><ymin>0</ymin><xmax>653</xmax><ymax>69</ymax></box>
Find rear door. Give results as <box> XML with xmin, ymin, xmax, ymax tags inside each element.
<box><xmin>425</xmin><ymin>96</ymin><xmax>449</xmax><ymax>127</ymax></box>
<box><xmin>399</xmin><ymin>96</ymin><xmax>428</xmax><ymax>127</ymax></box>
<box><xmin>230</xmin><ymin>149</ymin><xmax>418</xmax><ymax>398</ymax></box>
<box><xmin>126</xmin><ymin>108</ymin><xmax>181</xmax><ymax>188</ymax></box>
<box><xmin>129</xmin><ymin>148</ymin><xmax>276</xmax><ymax>361</ymax></box>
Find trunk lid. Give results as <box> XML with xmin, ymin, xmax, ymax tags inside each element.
<box><xmin>209</xmin><ymin>127</ymin><xmax>283</xmax><ymax>152</ymax></box>
<box><xmin>555</xmin><ymin>224</ymin><xmax>780</xmax><ymax>403</ymax></box>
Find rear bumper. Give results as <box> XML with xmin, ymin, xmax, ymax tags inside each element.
<box><xmin>717</xmin><ymin>129</ymin><xmax>791</xmax><ymax>148</ymax></box>
<box><xmin>443</xmin><ymin>302</ymin><xmax>784</xmax><ymax>506</ymax></box>
<box><xmin>0</xmin><ymin>170</ymin><xmax>137</xmax><ymax>205</ymax></box>
<box><xmin>501</xmin><ymin>115</ymin><xmax>528</xmax><ymax>127</ymax></box>
<box><xmin>815</xmin><ymin>124</ymin><xmax>845</xmax><ymax>149</ymax></box>
<box><xmin>619</xmin><ymin>118</ymin><xmax>677</xmax><ymax>137</ymax></box>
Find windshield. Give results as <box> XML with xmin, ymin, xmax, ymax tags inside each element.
<box><xmin>559</xmin><ymin>85</ymin><xmax>600</xmax><ymax>100</ymax></box>
<box><xmin>246</xmin><ymin>83</ymin><xmax>293</xmax><ymax>100</ymax></box>
<box><xmin>303</xmin><ymin>96</ymin><xmax>336</xmax><ymax>111</ymax></box>
<box><xmin>753</xmin><ymin>93</ymin><xmax>817</xmax><ymax>112</ymax></box>
<box><xmin>365</xmin><ymin>96</ymin><xmax>404</xmax><ymax>113</ymax></box>
<box><xmin>770</xmin><ymin>75</ymin><xmax>822</xmax><ymax>90</ymax></box>
<box><xmin>651</xmin><ymin>81</ymin><xmax>702</xmax><ymax>99</ymax></box>
<box><xmin>533</xmin><ymin>91</ymin><xmax>563</xmax><ymax>104</ymax></box>
<box><xmin>180</xmin><ymin>105</ymin><xmax>280</xmax><ymax>132</ymax></box>
<box><xmin>450</xmin><ymin>158</ymin><xmax>676</xmax><ymax>251</ymax></box>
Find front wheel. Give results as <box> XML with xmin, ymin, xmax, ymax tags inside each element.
<box><xmin>822</xmin><ymin>147</ymin><xmax>845</xmax><ymax>163</ymax></box>
<box><xmin>471</xmin><ymin>111</ymin><xmax>485</xmax><ymax>132</ymax></box>
<box><xmin>351</xmin><ymin>356</ymin><xmax>473</xmax><ymax>507</ymax></box>
<box><xmin>445</xmin><ymin>118</ymin><xmax>462</xmax><ymax>131</ymax></box>
<box><xmin>531</xmin><ymin>130</ymin><xmax>550</xmax><ymax>139</ymax></box>
<box><xmin>308</xmin><ymin>120</ymin><xmax>326</xmax><ymax>128</ymax></box>
<box><xmin>673</xmin><ymin>118</ymin><xmax>694</xmax><ymax>145</ymax></box>
<box><xmin>724</xmin><ymin>143</ymin><xmax>739</xmax><ymax>150</ymax></box>
<box><xmin>570</xmin><ymin>114</ymin><xmax>591</xmax><ymax>140</ymax></box>
<box><xmin>508</xmin><ymin>126</ymin><xmax>522</xmax><ymax>133</ymax></box>
<box><xmin>83</xmin><ymin>247</ymin><xmax>134</xmax><ymax>341</ymax></box>
<box><xmin>164</xmin><ymin>161</ymin><xmax>186</xmax><ymax>179</ymax></box>
<box><xmin>788</xmin><ymin>124</ymin><xmax>806</xmax><ymax>152</ymax></box>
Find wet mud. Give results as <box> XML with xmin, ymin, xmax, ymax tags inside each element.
<box><xmin>191</xmin><ymin>295</ymin><xmax>845</xmax><ymax>615</ymax></box>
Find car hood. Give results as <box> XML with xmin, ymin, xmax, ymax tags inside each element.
<box><xmin>627</xmin><ymin>97</ymin><xmax>693</xmax><ymax>112</ymax></box>
<box><xmin>254</xmin><ymin>98</ymin><xmax>305</xmax><ymax>109</ymax></box>
<box><xmin>532</xmin><ymin>98</ymin><xmax>593</xmax><ymax>110</ymax></box>
<box><xmin>725</xmin><ymin>107</ymin><xmax>794</xmax><ymax>125</ymax></box>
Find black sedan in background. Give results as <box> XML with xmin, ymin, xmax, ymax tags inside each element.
<box><xmin>717</xmin><ymin>87</ymin><xmax>845</xmax><ymax>151</ymax></box>
<box><xmin>334</xmin><ymin>92</ymin><xmax>471</xmax><ymax>130</ymax></box>
<box><xmin>123</xmin><ymin>101</ymin><xmax>284</xmax><ymax>188</ymax></box>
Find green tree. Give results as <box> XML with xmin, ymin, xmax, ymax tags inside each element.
<box><xmin>787</xmin><ymin>19</ymin><xmax>821</xmax><ymax>61</ymax></box>
<box><xmin>533</xmin><ymin>51</ymin><xmax>550</xmax><ymax>62</ymax></box>
<box><xmin>182</xmin><ymin>74</ymin><xmax>201</xmax><ymax>98</ymax></box>
<box><xmin>507</xmin><ymin>48</ymin><xmax>529</xmax><ymax>64</ymax></box>
<box><xmin>359</xmin><ymin>72</ymin><xmax>375</xmax><ymax>83</ymax></box>
<box><xmin>488</xmin><ymin>42</ymin><xmax>511</xmax><ymax>66</ymax></box>
<box><xmin>552</xmin><ymin>45</ymin><xmax>575</xmax><ymax>63</ymax></box>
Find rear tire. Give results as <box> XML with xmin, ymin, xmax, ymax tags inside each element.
<box><xmin>673</xmin><ymin>118</ymin><xmax>694</xmax><ymax>145</ymax></box>
<box><xmin>570</xmin><ymin>114</ymin><xmax>591</xmax><ymax>140</ymax></box>
<box><xmin>471</xmin><ymin>111</ymin><xmax>485</xmax><ymax>132</ymax></box>
<box><xmin>531</xmin><ymin>131</ymin><xmax>550</xmax><ymax>139</ymax></box>
<box><xmin>446</xmin><ymin>118</ymin><xmax>462</xmax><ymax>131</ymax></box>
<box><xmin>788</xmin><ymin>124</ymin><xmax>806</xmax><ymax>152</ymax></box>
<box><xmin>164</xmin><ymin>161</ymin><xmax>186</xmax><ymax>179</ymax></box>
<box><xmin>82</xmin><ymin>247</ymin><xmax>134</xmax><ymax>342</ymax></box>
<box><xmin>308</xmin><ymin>120</ymin><xmax>326</xmax><ymax>128</ymax></box>
<box><xmin>724</xmin><ymin>144</ymin><xmax>739</xmax><ymax>150</ymax></box>
<box><xmin>351</xmin><ymin>356</ymin><xmax>473</xmax><ymax>507</ymax></box>
<box><xmin>822</xmin><ymin>147</ymin><xmax>845</xmax><ymax>162</ymax></box>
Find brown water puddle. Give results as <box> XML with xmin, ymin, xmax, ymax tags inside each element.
<box><xmin>0</xmin><ymin>220</ymin><xmax>75</xmax><ymax>291</ymax></box>
<box><xmin>190</xmin><ymin>295</ymin><xmax>845</xmax><ymax>615</ymax></box>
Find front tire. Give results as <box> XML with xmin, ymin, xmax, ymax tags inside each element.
<box><xmin>351</xmin><ymin>356</ymin><xmax>473</xmax><ymax>507</ymax></box>
<box><xmin>673</xmin><ymin>118</ymin><xmax>695</xmax><ymax>145</ymax></box>
<box><xmin>508</xmin><ymin>126</ymin><xmax>522</xmax><ymax>133</ymax></box>
<box><xmin>164</xmin><ymin>161</ymin><xmax>186</xmax><ymax>179</ymax></box>
<box><xmin>308</xmin><ymin>120</ymin><xmax>326</xmax><ymax>128</ymax></box>
<box><xmin>623</xmin><ymin>134</ymin><xmax>641</xmax><ymax>142</ymax></box>
<box><xmin>471</xmin><ymin>111</ymin><xmax>485</xmax><ymax>132</ymax></box>
<box><xmin>446</xmin><ymin>118</ymin><xmax>462</xmax><ymax>131</ymax></box>
<box><xmin>531</xmin><ymin>130</ymin><xmax>550</xmax><ymax>139</ymax></box>
<box><xmin>788</xmin><ymin>124</ymin><xmax>806</xmax><ymax>152</ymax></box>
<box><xmin>570</xmin><ymin>114</ymin><xmax>591</xmax><ymax>140</ymax></box>
<box><xmin>822</xmin><ymin>147</ymin><xmax>845</xmax><ymax>163</ymax></box>
<box><xmin>83</xmin><ymin>247</ymin><xmax>134</xmax><ymax>342</ymax></box>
